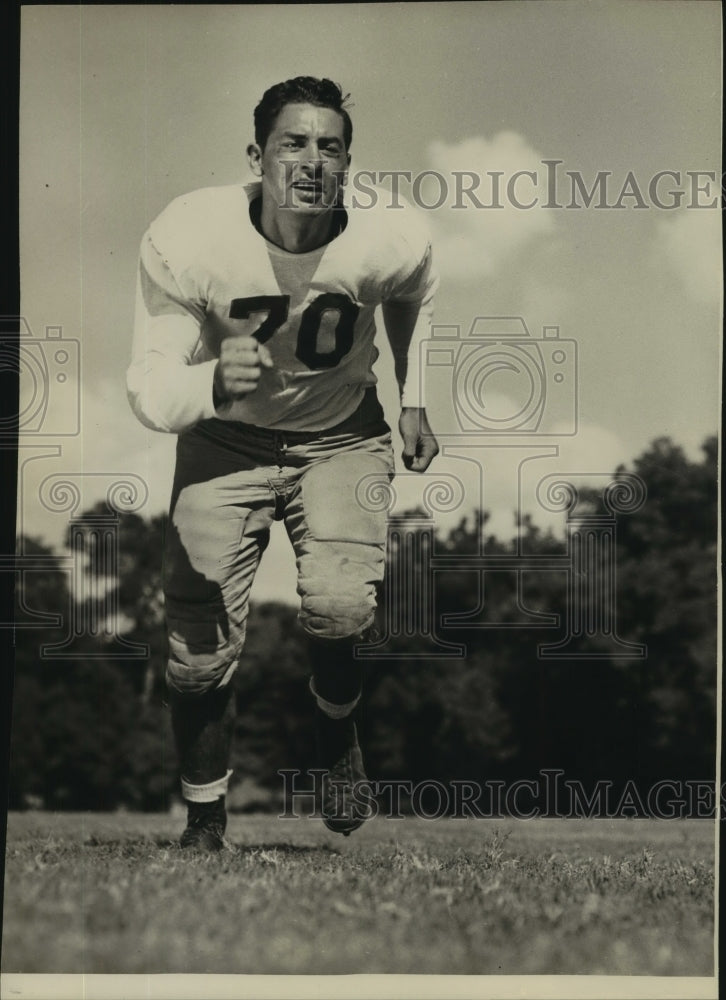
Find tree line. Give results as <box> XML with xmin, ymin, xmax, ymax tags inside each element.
<box><xmin>7</xmin><ymin>436</ymin><xmax>718</xmax><ymax>815</ymax></box>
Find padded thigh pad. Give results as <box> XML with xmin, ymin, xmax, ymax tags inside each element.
<box><xmin>301</xmin><ymin>451</ymin><xmax>392</xmax><ymax>545</ymax></box>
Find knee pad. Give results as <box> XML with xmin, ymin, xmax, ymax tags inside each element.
<box><xmin>298</xmin><ymin>556</ymin><xmax>380</xmax><ymax>640</ymax></box>
<box><xmin>300</xmin><ymin>598</ymin><xmax>376</xmax><ymax>641</ymax></box>
<box><xmin>165</xmin><ymin>610</ymin><xmax>245</xmax><ymax>695</ymax></box>
<box><xmin>165</xmin><ymin>642</ymin><xmax>240</xmax><ymax>696</ymax></box>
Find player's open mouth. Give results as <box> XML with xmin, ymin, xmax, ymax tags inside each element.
<box><xmin>292</xmin><ymin>182</ymin><xmax>322</xmax><ymax>195</ymax></box>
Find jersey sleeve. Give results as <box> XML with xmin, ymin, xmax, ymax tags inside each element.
<box><xmin>126</xmin><ymin>227</ymin><xmax>218</xmax><ymax>434</ymax></box>
<box><xmin>381</xmin><ymin>239</ymin><xmax>438</xmax><ymax>409</ymax></box>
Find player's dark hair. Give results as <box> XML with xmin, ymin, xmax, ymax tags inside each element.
<box><xmin>254</xmin><ymin>77</ymin><xmax>353</xmax><ymax>151</ymax></box>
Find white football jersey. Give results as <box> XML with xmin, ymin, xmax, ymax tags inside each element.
<box><xmin>127</xmin><ymin>182</ymin><xmax>437</xmax><ymax>433</ymax></box>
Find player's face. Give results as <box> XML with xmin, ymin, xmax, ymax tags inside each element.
<box><xmin>248</xmin><ymin>103</ymin><xmax>350</xmax><ymax>214</ymax></box>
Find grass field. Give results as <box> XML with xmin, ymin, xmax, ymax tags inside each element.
<box><xmin>1</xmin><ymin>811</ymin><xmax>716</xmax><ymax>977</ymax></box>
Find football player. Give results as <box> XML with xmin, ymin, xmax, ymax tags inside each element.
<box><xmin>127</xmin><ymin>76</ymin><xmax>439</xmax><ymax>850</ymax></box>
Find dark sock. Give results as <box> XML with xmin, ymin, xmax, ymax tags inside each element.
<box><xmin>168</xmin><ymin>685</ymin><xmax>236</xmax><ymax>786</ymax></box>
<box><xmin>315</xmin><ymin>706</ymin><xmax>358</xmax><ymax>769</ymax></box>
<box><xmin>308</xmin><ymin>636</ymin><xmax>363</xmax><ymax>707</ymax></box>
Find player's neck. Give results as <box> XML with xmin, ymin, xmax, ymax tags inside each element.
<box><xmin>259</xmin><ymin>201</ymin><xmax>338</xmax><ymax>254</ymax></box>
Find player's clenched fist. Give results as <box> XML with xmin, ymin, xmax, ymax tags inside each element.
<box><xmin>399</xmin><ymin>407</ymin><xmax>440</xmax><ymax>473</ymax></box>
<box><xmin>213</xmin><ymin>336</ymin><xmax>273</xmax><ymax>403</ymax></box>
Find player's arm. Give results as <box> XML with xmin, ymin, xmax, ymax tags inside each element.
<box><xmin>127</xmin><ymin>232</ymin><xmax>269</xmax><ymax>433</ymax></box>
<box><xmin>382</xmin><ymin>244</ymin><xmax>440</xmax><ymax>473</ymax></box>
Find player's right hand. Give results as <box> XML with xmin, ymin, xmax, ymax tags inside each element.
<box><xmin>213</xmin><ymin>336</ymin><xmax>273</xmax><ymax>403</ymax></box>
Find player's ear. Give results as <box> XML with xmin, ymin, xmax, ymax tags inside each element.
<box><xmin>247</xmin><ymin>143</ymin><xmax>263</xmax><ymax>176</ymax></box>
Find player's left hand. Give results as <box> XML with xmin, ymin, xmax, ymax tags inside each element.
<box><xmin>399</xmin><ymin>407</ymin><xmax>440</xmax><ymax>473</ymax></box>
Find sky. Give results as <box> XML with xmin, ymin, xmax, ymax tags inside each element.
<box><xmin>17</xmin><ymin>2</ymin><xmax>722</xmax><ymax>606</ymax></box>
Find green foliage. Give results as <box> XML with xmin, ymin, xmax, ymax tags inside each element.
<box><xmin>9</xmin><ymin>528</ymin><xmax>173</xmax><ymax>811</ymax></box>
<box><xmin>7</xmin><ymin>435</ymin><xmax>718</xmax><ymax>811</ymax></box>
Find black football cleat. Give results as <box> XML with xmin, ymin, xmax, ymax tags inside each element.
<box><xmin>316</xmin><ymin>708</ymin><xmax>373</xmax><ymax>836</ymax></box>
<box><xmin>179</xmin><ymin>796</ymin><xmax>228</xmax><ymax>852</ymax></box>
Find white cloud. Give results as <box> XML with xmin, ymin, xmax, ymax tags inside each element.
<box><xmin>655</xmin><ymin>207</ymin><xmax>722</xmax><ymax>305</ymax></box>
<box><xmin>424</xmin><ymin>132</ymin><xmax>556</xmax><ymax>280</ymax></box>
